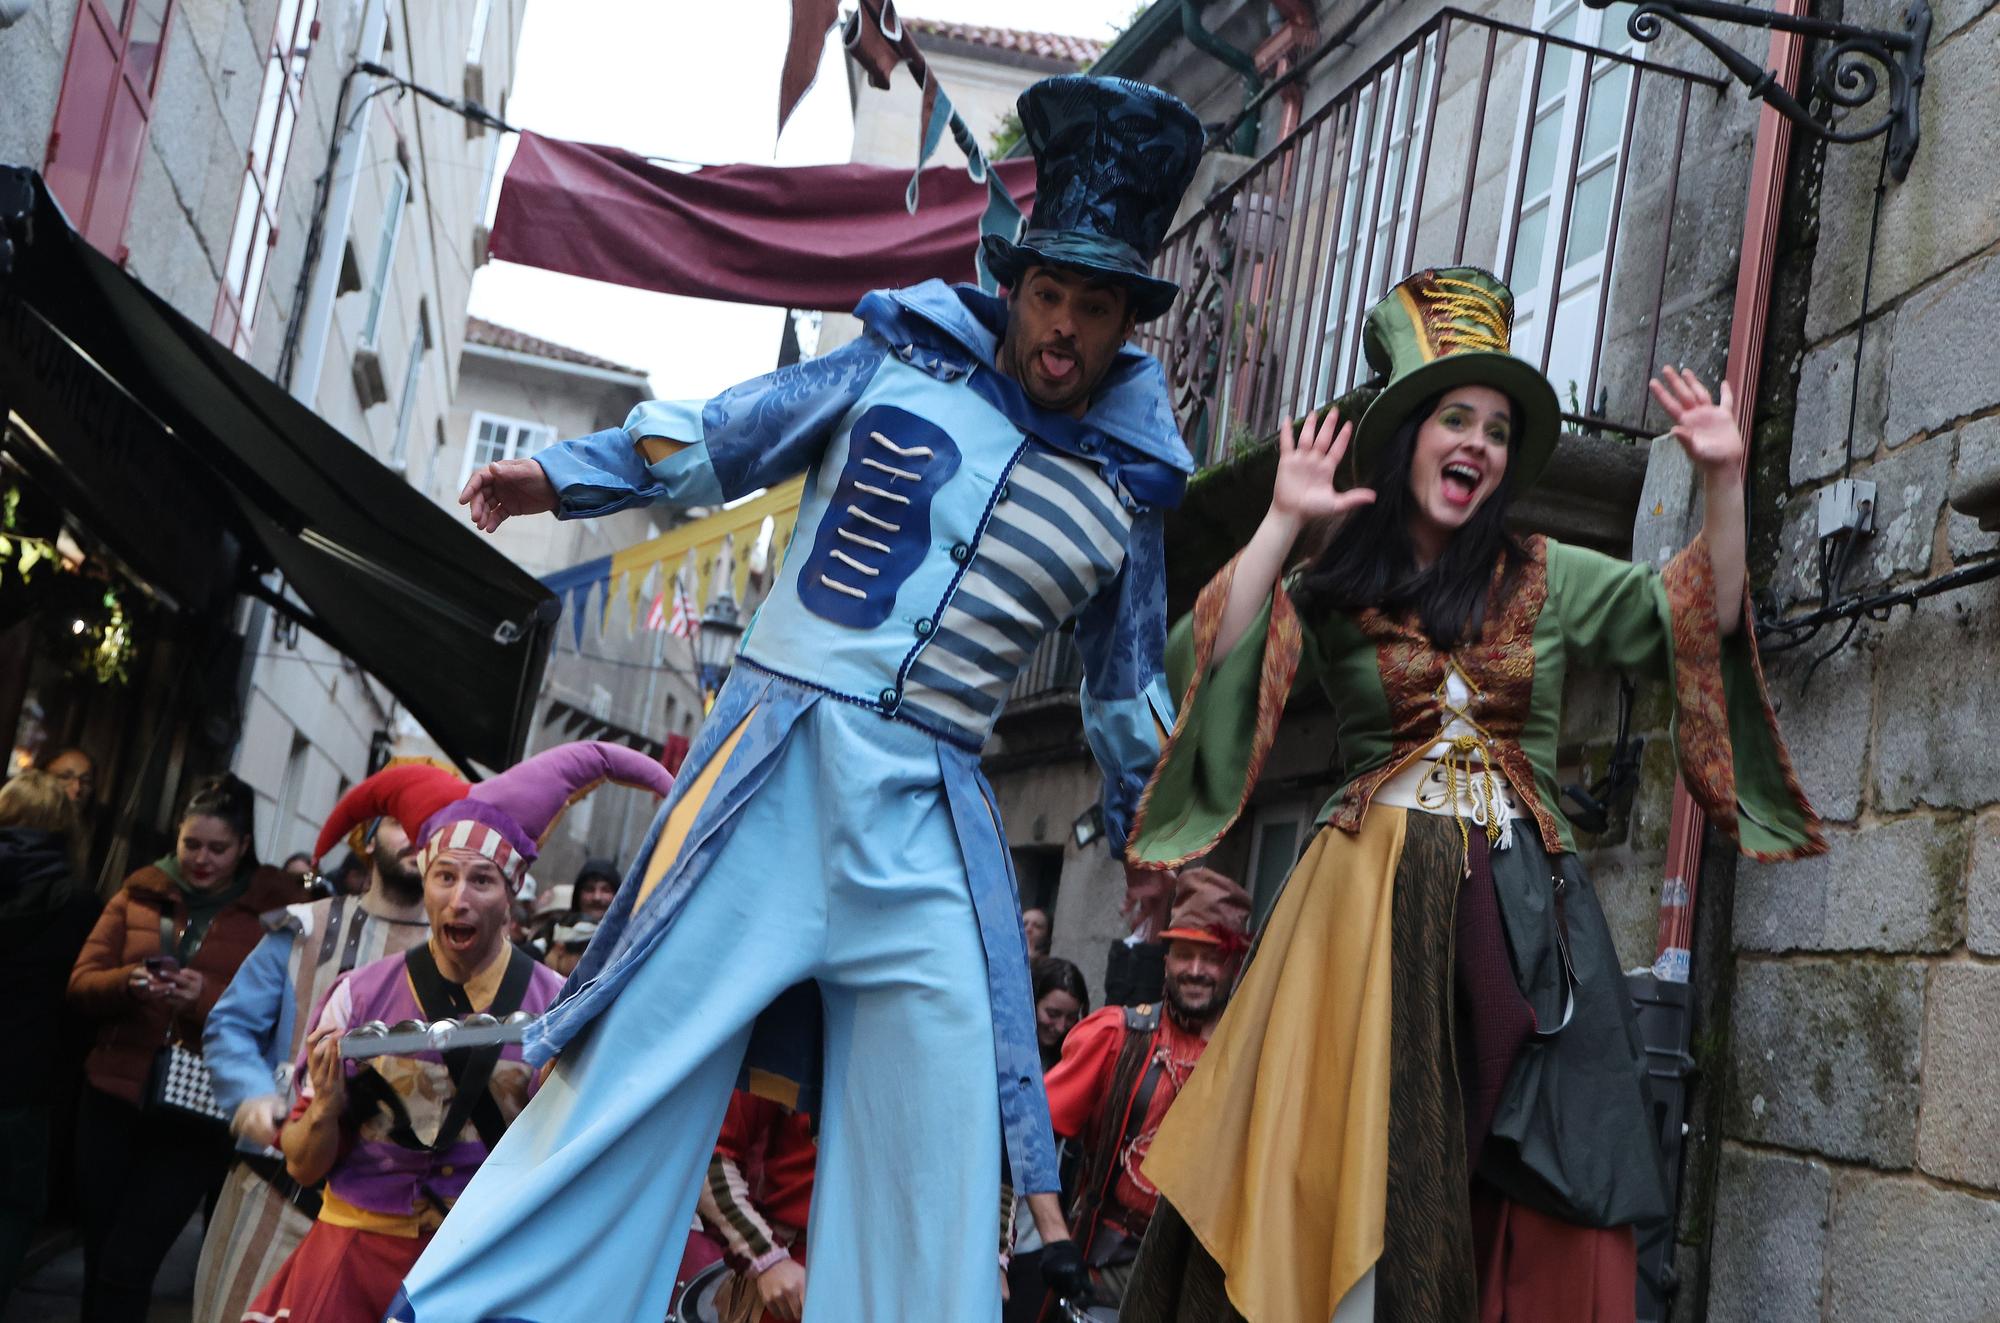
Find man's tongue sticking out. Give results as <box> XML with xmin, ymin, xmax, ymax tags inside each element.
<box><xmin>1041</xmin><ymin>347</ymin><xmax>1076</xmax><ymax>382</ymax></box>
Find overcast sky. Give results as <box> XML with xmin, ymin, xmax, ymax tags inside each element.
<box><xmin>467</xmin><ymin>0</ymin><xmax>1140</xmax><ymax>401</ymax></box>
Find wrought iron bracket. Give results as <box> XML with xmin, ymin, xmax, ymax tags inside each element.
<box><xmin>1586</xmin><ymin>0</ymin><xmax>1932</xmax><ymax>179</ymax></box>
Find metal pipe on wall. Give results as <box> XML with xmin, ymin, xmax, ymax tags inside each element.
<box><xmin>1651</xmin><ymin>1</ymin><xmax>1807</xmax><ymax>980</ymax></box>
<box><xmin>281</xmin><ymin>0</ymin><xmax>391</xmax><ymax>407</ymax></box>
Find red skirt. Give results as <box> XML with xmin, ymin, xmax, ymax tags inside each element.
<box><xmin>1472</xmin><ymin>1189</ymin><xmax>1637</xmax><ymax>1323</ymax></box>
<box><xmin>242</xmin><ymin>1220</ymin><xmax>429</xmax><ymax>1323</ymax></box>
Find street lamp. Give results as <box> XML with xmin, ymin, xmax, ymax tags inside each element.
<box><xmin>694</xmin><ymin>591</ymin><xmax>744</xmax><ymax>710</ymax></box>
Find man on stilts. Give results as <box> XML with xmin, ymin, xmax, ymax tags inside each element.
<box><xmin>389</xmin><ymin>73</ymin><xmax>1204</xmax><ymax>1322</ymax></box>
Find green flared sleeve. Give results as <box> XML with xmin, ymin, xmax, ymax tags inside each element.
<box><xmin>1548</xmin><ymin>538</ymin><xmax>1826</xmax><ymax>862</ymax></box>
<box><xmin>1126</xmin><ymin>553</ymin><xmax>1309</xmax><ymax>869</ymax></box>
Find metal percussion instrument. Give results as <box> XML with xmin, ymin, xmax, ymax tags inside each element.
<box><xmin>670</xmin><ymin>1259</ymin><xmax>730</xmax><ymax>1323</ymax></box>
<box><xmin>337</xmin><ymin>1011</ymin><xmax>537</xmax><ymax>1060</ymax></box>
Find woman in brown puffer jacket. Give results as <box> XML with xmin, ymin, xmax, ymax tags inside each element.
<box><xmin>66</xmin><ymin>774</ymin><xmax>304</xmax><ymax>1322</ymax></box>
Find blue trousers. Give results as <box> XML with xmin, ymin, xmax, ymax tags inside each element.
<box><xmin>393</xmin><ymin>700</ymin><xmax>1005</xmax><ymax>1322</ymax></box>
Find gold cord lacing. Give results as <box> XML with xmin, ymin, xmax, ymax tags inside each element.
<box><xmin>1436</xmin><ymin>733</ymin><xmax>1506</xmax><ymax>870</ymax></box>
<box><xmin>1430</xmin><ymin>663</ymin><xmax>1505</xmax><ymax>870</ymax></box>
<box><xmin>1427</xmin><ymin>276</ymin><xmax>1511</xmax><ymax>354</ymax></box>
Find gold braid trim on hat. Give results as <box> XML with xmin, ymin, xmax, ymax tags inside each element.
<box><xmin>1425</xmin><ymin>275</ymin><xmax>1511</xmax><ymax>354</ymax></box>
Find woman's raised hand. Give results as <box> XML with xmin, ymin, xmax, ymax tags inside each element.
<box><xmin>1271</xmin><ymin>409</ymin><xmax>1376</xmax><ymax>527</ymax></box>
<box><xmin>1215</xmin><ymin>409</ymin><xmax>1374</xmax><ymax>660</ymax></box>
<box><xmin>1652</xmin><ymin>365</ymin><xmax>1749</xmax><ymax>634</ymax></box>
<box><xmin>1649</xmin><ymin>366</ymin><xmax>1742</xmax><ymax>476</ymax></box>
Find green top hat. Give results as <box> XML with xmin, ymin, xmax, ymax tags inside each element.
<box><xmin>1347</xmin><ymin>267</ymin><xmax>1561</xmax><ymax>492</ymax></box>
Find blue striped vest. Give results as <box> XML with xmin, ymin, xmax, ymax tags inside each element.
<box><xmin>735</xmin><ymin>353</ymin><xmax>1135</xmax><ymax>749</ymax></box>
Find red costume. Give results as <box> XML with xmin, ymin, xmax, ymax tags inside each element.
<box><xmin>1043</xmin><ymin>866</ymin><xmax>1250</xmax><ymax>1311</ymax></box>
<box><xmin>1044</xmin><ymin>1004</ymin><xmax>1208</xmax><ymax>1239</ymax></box>
<box><xmin>701</xmin><ymin>1091</ymin><xmax>818</xmax><ymax>1275</ymax></box>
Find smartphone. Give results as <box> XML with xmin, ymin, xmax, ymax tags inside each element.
<box><xmin>143</xmin><ymin>954</ymin><xmax>180</xmax><ymax>978</ymax></box>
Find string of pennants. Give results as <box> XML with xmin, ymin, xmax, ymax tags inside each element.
<box><xmin>538</xmin><ymin>476</ymin><xmax>807</xmax><ymax>650</ymax></box>
<box><xmin>541</xmin><ymin>697</ymin><xmax>668</xmax><ymax>759</ymax></box>
<box><xmin>542</xmin><ymin>699</ymin><xmax>693</xmax><ymax>776</ymax></box>
<box><xmin>781</xmin><ymin>0</ymin><xmax>1025</xmax><ymax>292</ymax></box>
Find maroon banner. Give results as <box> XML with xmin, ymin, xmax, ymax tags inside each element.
<box><xmin>488</xmin><ymin>132</ymin><xmax>1037</xmax><ymax>313</ymax></box>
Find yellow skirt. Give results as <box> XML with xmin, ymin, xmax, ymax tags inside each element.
<box><xmin>1140</xmin><ymin>808</ymin><xmax>1405</xmax><ymax>1323</ymax></box>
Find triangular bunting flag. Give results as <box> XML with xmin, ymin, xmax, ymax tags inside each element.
<box><xmin>779</xmin><ymin>0</ymin><xmax>842</xmax><ymax>137</ymax></box>
<box><xmin>907</xmin><ymin>76</ymin><xmax>954</xmax><ymax>213</ymax></box>
<box><xmin>842</xmin><ymin>1</ymin><xmax>897</xmax><ymax>90</ymax></box>
<box><xmin>976</xmin><ymin>174</ymin><xmax>1026</xmax><ymax>293</ymax></box>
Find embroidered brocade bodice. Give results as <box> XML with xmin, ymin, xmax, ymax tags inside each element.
<box><xmin>1129</xmin><ymin>526</ymin><xmax>1826</xmax><ymax>875</ymax></box>
<box><xmin>1325</xmin><ymin>536</ymin><xmax>1569</xmax><ymax>852</ymax></box>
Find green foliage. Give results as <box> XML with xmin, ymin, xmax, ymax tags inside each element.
<box><xmin>0</xmin><ymin>484</ymin><xmax>53</xmax><ymax>589</ymax></box>
<box><xmin>77</xmin><ymin>589</ymin><xmax>134</xmax><ymax>685</ymax></box>
<box><xmin>989</xmin><ymin>110</ymin><xmax>1024</xmax><ymax>160</ymax></box>
<box><xmin>0</xmin><ymin>483</ymin><xmax>137</xmax><ymax>685</ymax></box>
<box><xmin>1113</xmin><ymin>0</ymin><xmax>1156</xmax><ymax>39</ymax></box>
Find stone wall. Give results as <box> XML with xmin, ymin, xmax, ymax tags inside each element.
<box><xmin>1701</xmin><ymin>4</ymin><xmax>2000</xmax><ymax>1318</ymax></box>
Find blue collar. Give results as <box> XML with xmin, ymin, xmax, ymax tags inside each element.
<box><xmin>854</xmin><ymin>280</ymin><xmax>1194</xmax><ymax>478</ymax></box>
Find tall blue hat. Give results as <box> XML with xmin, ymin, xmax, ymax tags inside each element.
<box><xmin>981</xmin><ymin>75</ymin><xmax>1204</xmax><ymax>322</ymax></box>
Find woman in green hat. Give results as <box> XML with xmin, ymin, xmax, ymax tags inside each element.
<box><xmin>1116</xmin><ymin>267</ymin><xmax>1824</xmax><ymax>1323</ymax></box>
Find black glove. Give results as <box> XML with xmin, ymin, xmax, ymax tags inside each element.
<box><xmin>1040</xmin><ymin>1238</ymin><xmax>1093</xmax><ymax>1306</ymax></box>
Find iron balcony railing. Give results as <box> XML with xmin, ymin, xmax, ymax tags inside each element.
<box><xmin>1007</xmin><ymin>629</ymin><xmax>1084</xmax><ymax>707</ymax></box>
<box><xmin>1136</xmin><ymin>6</ymin><xmax>1729</xmax><ymax>468</ymax></box>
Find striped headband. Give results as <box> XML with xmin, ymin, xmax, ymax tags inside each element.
<box><xmin>414</xmin><ymin>819</ymin><xmax>525</xmax><ymax>888</ymax></box>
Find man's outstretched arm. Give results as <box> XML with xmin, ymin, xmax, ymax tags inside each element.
<box><xmin>460</xmin><ymin>335</ymin><xmax>890</xmax><ymax>532</ymax></box>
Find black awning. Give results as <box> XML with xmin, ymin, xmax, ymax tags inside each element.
<box><xmin>0</xmin><ymin>166</ymin><xmax>558</xmax><ymax>772</ymax></box>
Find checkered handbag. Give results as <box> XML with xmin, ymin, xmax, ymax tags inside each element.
<box><xmin>145</xmin><ymin>911</ymin><xmax>228</xmax><ymax>1127</ymax></box>
<box><xmin>149</xmin><ymin>1039</ymin><xmax>228</xmax><ymax>1126</ymax></box>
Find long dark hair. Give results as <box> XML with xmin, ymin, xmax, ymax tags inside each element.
<box><xmin>1291</xmin><ymin>391</ymin><xmax>1528</xmax><ymax>647</ymax></box>
<box><xmin>1031</xmin><ymin>955</ymin><xmax>1090</xmax><ymax>1016</ymax></box>
<box><xmin>179</xmin><ymin>773</ymin><xmax>259</xmax><ymax>864</ymax></box>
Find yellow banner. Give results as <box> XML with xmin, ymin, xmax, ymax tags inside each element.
<box><xmin>603</xmin><ymin>477</ymin><xmax>807</xmax><ymax>631</ymax></box>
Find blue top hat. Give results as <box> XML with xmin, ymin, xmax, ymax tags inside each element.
<box><xmin>981</xmin><ymin>75</ymin><xmax>1204</xmax><ymax>323</ymax></box>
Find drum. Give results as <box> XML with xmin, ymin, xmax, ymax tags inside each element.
<box><xmin>671</xmin><ymin>1260</ymin><xmax>731</xmax><ymax>1323</ymax></box>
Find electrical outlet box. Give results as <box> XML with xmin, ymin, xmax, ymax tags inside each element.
<box><xmin>1817</xmin><ymin>478</ymin><xmax>1876</xmax><ymax>539</ymax></box>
